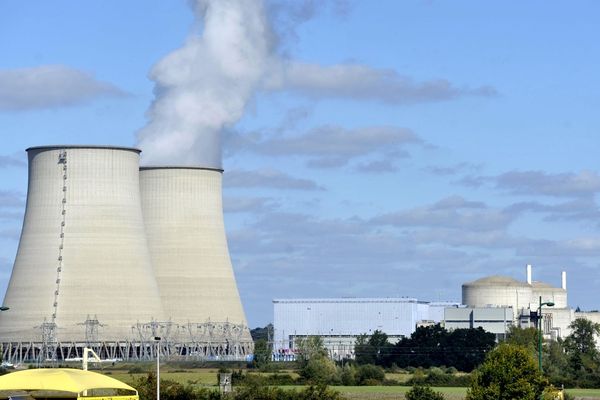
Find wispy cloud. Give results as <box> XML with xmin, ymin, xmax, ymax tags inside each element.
<box><xmin>494</xmin><ymin>170</ymin><xmax>600</xmax><ymax>198</ymax></box>
<box><xmin>507</xmin><ymin>198</ymin><xmax>600</xmax><ymax>225</ymax></box>
<box><xmin>265</xmin><ymin>62</ymin><xmax>497</xmax><ymax>104</ymax></box>
<box><xmin>0</xmin><ymin>190</ymin><xmax>24</xmax><ymax>208</ymax></box>
<box><xmin>371</xmin><ymin>195</ymin><xmax>514</xmax><ymax>231</ymax></box>
<box><xmin>227</xmin><ymin>125</ymin><xmax>423</xmax><ymax>169</ymax></box>
<box><xmin>0</xmin><ymin>154</ymin><xmax>26</xmax><ymax>169</ymax></box>
<box><xmin>224</xmin><ymin>196</ymin><xmax>279</xmax><ymax>213</ymax></box>
<box><xmin>454</xmin><ymin>169</ymin><xmax>600</xmax><ymax>199</ymax></box>
<box><xmin>355</xmin><ymin>159</ymin><xmax>398</xmax><ymax>173</ymax></box>
<box><xmin>423</xmin><ymin>162</ymin><xmax>482</xmax><ymax>177</ymax></box>
<box><xmin>225</xmin><ymin>169</ymin><xmax>324</xmax><ymax>190</ymax></box>
<box><xmin>0</xmin><ymin>65</ymin><xmax>127</xmax><ymax>111</ymax></box>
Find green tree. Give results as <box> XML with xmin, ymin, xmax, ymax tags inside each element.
<box><xmin>354</xmin><ymin>334</ymin><xmax>372</xmax><ymax>365</ymax></box>
<box><xmin>405</xmin><ymin>384</ymin><xmax>446</xmax><ymax>400</ymax></box>
<box><xmin>355</xmin><ymin>364</ymin><xmax>385</xmax><ymax>385</ymax></box>
<box><xmin>295</xmin><ymin>336</ymin><xmax>338</xmax><ymax>385</ymax></box>
<box><xmin>354</xmin><ymin>330</ymin><xmax>392</xmax><ymax>366</ymax></box>
<box><xmin>564</xmin><ymin>318</ymin><xmax>600</xmax><ymax>375</ymax></box>
<box><xmin>251</xmin><ymin>338</ymin><xmax>272</xmax><ymax>369</ymax></box>
<box><xmin>392</xmin><ymin>325</ymin><xmax>495</xmax><ymax>371</ymax></box>
<box><xmin>506</xmin><ymin>326</ymin><xmax>538</xmax><ymax>354</ymax></box>
<box><xmin>340</xmin><ymin>365</ymin><xmax>356</xmax><ymax>386</ymax></box>
<box><xmin>295</xmin><ymin>335</ymin><xmax>328</xmax><ymax>372</ymax></box>
<box><xmin>249</xmin><ymin>324</ymin><xmax>272</xmax><ymax>342</ymax></box>
<box><xmin>543</xmin><ymin>339</ymin><xmax>569</xmax><ymax>381</ymax></box>
<box><xmin>466</xmin><ymin>343</ymin><xmax>548</xmax><ymax>400</ymax></box>
<box><xmin>301</xmin><ymin>357</ymin><xmax>339</xmax><ymax>385</ymax></box>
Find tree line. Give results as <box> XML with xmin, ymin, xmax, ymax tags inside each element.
<box><xmin>354</xmin><ymin>325</ymin><xmax>496</xmax><ymax>372</ymax></box>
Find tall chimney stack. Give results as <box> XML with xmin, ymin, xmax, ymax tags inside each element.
<box><xmin>562</xmin><ymin>271</ymin><xmax>567</xmax><ymax>290</ymax></box>
<box><xmin>526</xmin><ymin>264</ymin><xmax>532</xmax><ymax>285</ymax></box>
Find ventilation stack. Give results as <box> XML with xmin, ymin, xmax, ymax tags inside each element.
<box><xmin>139</xmin><ymin>167</ymin><xmax>252</xmax><ymax>347</ymax></box>
<box><xmin>0</xmin><ymin>146</ymin><xmax>164</xmax><ymax>343</ymax></box>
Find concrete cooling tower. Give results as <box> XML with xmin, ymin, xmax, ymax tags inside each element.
<box><xmin>0</xmin><ymin>147</ymin><xmax>253</xmax><ymax>363</ymax></box>
<box><xmin>0</xmin><ymin>146</ymin><xmax>164</xmax><ymax>359</ymax></box>
<box><xmin>139</xmin><ymin>167</ymin><xmax>253</xmax><ymax>357</ymax></box>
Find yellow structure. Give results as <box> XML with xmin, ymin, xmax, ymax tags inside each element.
<box><xmin>0</xmin><ymin>368</ymin><xmax>138</xmax><ymax>400</ymax></box>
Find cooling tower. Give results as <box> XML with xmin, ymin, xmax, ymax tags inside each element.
<box><xmin>0</xmin><ymin>146</ymin><xmax>164</xmax><ymax>343</ymax></box>
<box><xmin>139</xmin><ymin>167</ymin><xmax>251</xmax><ymax>340</ymax></box>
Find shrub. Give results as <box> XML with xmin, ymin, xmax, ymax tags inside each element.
<box><xmin>405</xmin><ymin>384</ymin><xmax>446</xmax><ymax>400</ymax></box>
<box><xmin>301</xmin><ymin>357</ymin><xmax>339</xmax><ymax>385</ymax></box>
<box><xmin>355</xmin><ymin>364</ymin><xmax>385</xmax><ymax>385</ymax></box>
<box><xmin>467</xmin><ymin>344</ymin><xmax>548</xmax><ymax>400</ymax></box>
<box><xmin>128</xmin><ymin>365</ymin><xmax>145</xmax><ymax>374</ymax></box>
<box><xmin>340</xmin><ymin>365</ymin><xmax>356</xmax><ymax>386</ymax></box>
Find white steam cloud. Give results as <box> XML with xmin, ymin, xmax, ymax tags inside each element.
<box><xmin>137</xmin><ymin>0</ymin><xmax>495</xmax><ymax>167</ymax></box>
<box><xmin>137</xmin><ymin>0</ymin><xmax>272</xmax><ymax>167</ymax></box>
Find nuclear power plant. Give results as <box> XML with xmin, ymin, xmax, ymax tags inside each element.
<box><xmin>0</xmin><ymin>146</ymin><xmax>252</xmax><ymax>363</ymax></box>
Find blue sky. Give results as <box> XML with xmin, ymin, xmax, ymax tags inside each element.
<box><xmin>1</xmin><ymin>1</ymin><xmax>599</xmax><ymax>327</ymax></box>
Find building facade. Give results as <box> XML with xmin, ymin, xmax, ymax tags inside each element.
<box><xmin>273</xmin><ymin>298</ymin><xmax>458</xmax><ymax>360</ymax></box>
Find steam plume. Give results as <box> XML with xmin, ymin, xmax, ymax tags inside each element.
<box><xmin>137</xmin><ymin>0</ymin><xmax>271</xmax><ymax>167</ymax></box>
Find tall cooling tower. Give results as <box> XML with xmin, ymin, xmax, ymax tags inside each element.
<box><xmin>139</xmin><ymin>167</ymin><xmax>251</xmax><ymax>341</ymax></box>
<box><xmin>0</xmin><ymin>146</ymin><xmax>164</xmax><ymax>343</ymax></box>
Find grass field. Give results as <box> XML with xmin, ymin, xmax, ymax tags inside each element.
<box><xmin>90</xmin><ymin>367</ymin><xmax>600</xmax><ymax>399</ymax></box>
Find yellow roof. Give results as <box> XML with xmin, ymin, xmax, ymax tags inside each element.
<box><xmin>0</xmin><ymin>368</ymin><xmax>137</xmax><ymax>394</ymax></box>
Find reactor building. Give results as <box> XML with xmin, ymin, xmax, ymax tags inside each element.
<box><xmin>0</xmin><ymin>146</ymin><xmax>252</xmax><ymax>363</ymax></box>
<box><xmin>273</xmin><ymin>265</ymin><xmax>600</xmax><ymax>360</ymax></box>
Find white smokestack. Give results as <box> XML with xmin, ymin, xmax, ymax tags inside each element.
<box><xmin>526</xmin><ymin>264</ymin><xmax>532</xmax><ymax>285</ymax></box>
<box><xmin>562</xmin><ymin>270</ymin><xmax>567</xmax><ymax>290</ymax></box>
<box><xmin>137</xmin><ymin>0</ymin><xmax>272</xmax><ymax>167</ymax></box>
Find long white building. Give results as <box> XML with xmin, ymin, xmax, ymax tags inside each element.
<box><xmin>273</xmin><ymin>266</ymin><xmax>600</xmax><ymax>360</ymax></box>
<box><xmin>273</xmin><ymin>298</ymin><xmax>457</xmax><ymax>359</ymax></box>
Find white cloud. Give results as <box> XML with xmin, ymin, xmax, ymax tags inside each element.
<box><xmin>0</xmin><ymin>190</ymin><xmax>24</xmax><ymax>208</ymax></box>
<box><xmin>227</xmin><ymin>125</ymin><xmax>422</xmax><ymax>169</ymax></box>
<box><xmin>137</xmin><ymin>0</ymin><xmax>496</xmax><ymax>167</ymax></box>
<box><xmin>0</xmin><ymin>65</ymin><xmax>126</xmax><ymax>111</ymax></box>
<box><xmin>225</xmin><ymin>169</ymin><xmax>323</xmax><ymax>190</ymax></box>
<box><xmin>372</xmin><ymin>197</ymin><xmax>514</xmax><ymax>232</ymax></box>
<box><xmin>0</xmin><ymin>154</ymin><xmax>26</xmax><ymax>168</ymax></box>
<box><xmin>224</xmin><ymin>196</ymin><xmax>279</xmax><ymax>213</ymax></box>
<box><xmin>264</xmin><ymin>61</ymin><xmax>497</xmax><ymax>104</ymax></box>
<box><xmin>495</xmin><ymin>170</ymin><xmax>600</xmax><ymax>198</ymax></box>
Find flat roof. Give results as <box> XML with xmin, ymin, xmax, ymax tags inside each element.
<box><xmin>140</xmin><ymin>166</ymin><xmax>224</xmax><ymax>173</ymax></box>
<box><xmin>273</xmin><ymin>298</ymin><xmax>421</xmax><ymax>304</ymax></box>
<box><xmin>27</xmin><ymin>145</ymin><xmax>141</xmax><ymax>153</ymax></box>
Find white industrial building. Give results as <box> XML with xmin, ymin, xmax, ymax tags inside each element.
<box><xmin>272</xmin><ymin>298</ymin><xmax>458</xmax><ymax>360</ymax></box>
<box><xmin>0</xmin><ymin>145</ymin><xmax>252</xmax><ymax>363</ymax></box>
<box><xmin>454</xmin><ymin>265</ymin><xmax>599</xmax><ymax>342</ymax></box>
<box><xmin>273</xmin><ymin>265</ymin><xmax>600</xmax><ymax>359</ymax></box>
<box><xmin>444</xmin><ymin>307</ymin><xmax>514</xmax><ymax>340</ymax></box>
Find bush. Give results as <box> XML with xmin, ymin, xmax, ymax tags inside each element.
<box><xmin>133</xmin><ymin>373</ymin><xmax>344</xmax><ymax>400</ymax></box>
<box><xmin>301</xmin><ymin>357</ymin><xmax>339</xmax><ymax>385</ymax></box>
<box><xmin>355</xmin><ymin>364</ymin><xmax>385</xmax><ymax>385</ymax></box>
<box><xmin>340</xmin><ymin>365</ymin><xmax>356</xmax><ymax>386</ymax></box>
<box><xmin>467</xmin><ymin>344</ymin><xmax>548</xmax><ymax>400</ymax></box>
<box><xmin>405</xmin><ymin>384</ymin><xmax>446</xmax><ymax>400</ymax></box>
<box><xmin>406</xmin><ymin>371</ymin><xmax>470</xmax><ymax>387</ymax></box>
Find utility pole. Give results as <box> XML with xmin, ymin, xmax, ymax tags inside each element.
<box><xmin>154</xmin><ymin>336</ymin><xmax>161</xmax><ymax>400</ymax></box>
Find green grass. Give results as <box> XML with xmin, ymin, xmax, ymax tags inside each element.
<box><xmin>87</xmin><ymin>366</ymin><xmax>600</xmax><ymax>399</ymax></box>
<box><xmin>101</xmin><ymin>369</ymin><xmax>220</xmax><ymax>387</ymax></box>
<box><xmin>564</xmin><ymin>388</ymin><xmax>600</xmax><ymax>398</ymax></box>
<box><xmin>333</xmin><ymin>386</ymin><xmax>466</xmax><ymax>400</ymax></box>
